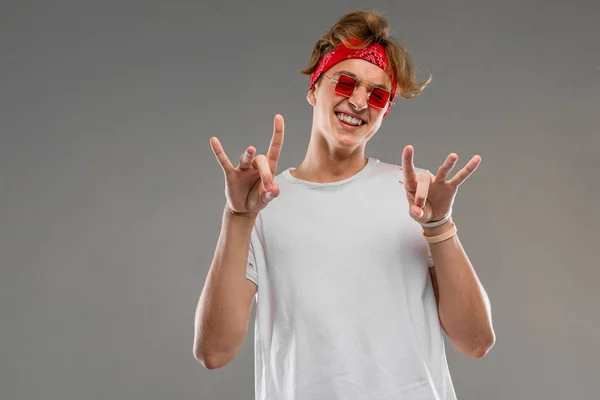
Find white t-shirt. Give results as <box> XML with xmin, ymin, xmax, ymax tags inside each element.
<box><xmin>245</xmin><ymin>157</ymin><xmax>457</xmax><ymax>400</ymax></box>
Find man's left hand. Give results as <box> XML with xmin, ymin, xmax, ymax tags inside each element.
<box><xmin>400</xmin><ymin>145</ymin><xmax>481</xmax><ymax>224</ymax></box>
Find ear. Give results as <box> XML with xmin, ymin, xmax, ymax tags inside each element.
<box><xmin>382</xmin><ymin>100</ymin><xmax>394</xmax><ymax>119</ymax></box>
<box><xmin>306</xmin><ymin>87</ymin><xmax>316</xmax><ymax>106</ymax></box>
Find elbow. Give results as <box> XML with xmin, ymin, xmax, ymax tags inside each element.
<box><xmin>450</xmin><ymin>326</ymin><xmax>496</xmax><ymax>359</ymax></box>
<box><xmin>468</xmin><ymin>332</ymin><xmax>496</xmax><ymax>359</ymax></box>
<box><xmin>469</xmin><ymin>344</ymin><xmax>492</xmax><ymax>359</ymax></box>
<box><xmin>196</xmin><ymin>355</ymin><xmax>228</xmax><ymax>370</ymax></box>
<box><xmin>193</xmin><ymin>342</ymin><xmax>234</xmax><ymax>370</ymax></box>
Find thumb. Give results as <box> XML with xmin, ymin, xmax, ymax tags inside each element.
<box><xmin>411</xmin><ymin>204</ymin><xmax>427</xmax><ymax>221</ymax></box>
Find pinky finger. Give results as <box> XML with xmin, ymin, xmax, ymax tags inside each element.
<box><xmin>210</xmin><ymin>137</ymin><xmax>235</xmax><ymax>173</ymax></box>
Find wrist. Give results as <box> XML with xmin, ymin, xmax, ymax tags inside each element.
<box><xmin>224</xmin><ymin>205</ymin><xmax>258</xmax><ymax>221</ymax></box>
<box><xmin>422</xmin><ymin>217</ymin><xmax>454</xmax><ymax>237</ymax></box>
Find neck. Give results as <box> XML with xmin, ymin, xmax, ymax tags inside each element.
<box><xmin>291</xmin><ymin>129</ymin><xmax>369</xmax><ymax>183</ymax></box>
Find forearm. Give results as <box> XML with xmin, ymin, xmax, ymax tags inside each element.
<box><xmin>424</xmin><ymin>218</ymin><xmax>495</xmax><ymax>358</ymax></box>
<box><xmin>194</xmin><ymin>206</ymin><xmax>257</xmax><ymax>364</ymax></box>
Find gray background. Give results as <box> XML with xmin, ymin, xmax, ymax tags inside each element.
<box><xmin>1</xmin><ymin>0</ymin><xmax>598</xmax><ymax>399</ymax></box>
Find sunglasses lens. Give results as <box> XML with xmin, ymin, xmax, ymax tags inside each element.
<box><xmin>368</xmin><ymin>88</ymin><xmax>390</xmax><ymax>109</ymax></box>
<box><xmin>333</xmin><ymin>74</ymin><xmax>391</xmax><ymax>109</ymax></box>
<box><xmin>335</xmin><ymin>75</ymin><xmax>357</xmax><ymax>96</ymax></box>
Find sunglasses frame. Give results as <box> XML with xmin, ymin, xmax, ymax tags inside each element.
<box><xmin>323</xmin><ymin>73</ymin><xmax>395</xmax><ymax>109</ymax></box>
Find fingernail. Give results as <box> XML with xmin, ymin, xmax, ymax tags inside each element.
<box><xmin>265</xmin><ymin>183</ymin><xmax>273</xmax><ymax>191</ymax></box>
<box><xmin>265</xmin><ymin>192</ymin><xmax>274</xmax><ymax>201</ymax></box>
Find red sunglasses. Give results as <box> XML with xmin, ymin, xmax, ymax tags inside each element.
<box><xmin>323</xmin><ymin>73</ymin><xmax>393</xmax><ymax>109</ymax></box>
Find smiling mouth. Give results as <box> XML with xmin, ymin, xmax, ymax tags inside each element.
<box><xmin>335</xmin><ymin>112</ymin><xmax>365</xmax><ymax>126</ymax></box>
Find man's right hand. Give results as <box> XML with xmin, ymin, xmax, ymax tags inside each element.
<box><xmin>210</xmin><ymin>114</ymin><xmax>285</xmax><ymax>218</ymax></box>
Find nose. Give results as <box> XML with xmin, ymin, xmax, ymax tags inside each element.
<box><xmin>349</xmin><ymin>85</ymin><xmax>369</xmax><ymax>111</ymax></box>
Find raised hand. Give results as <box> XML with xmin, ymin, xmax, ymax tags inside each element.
<box><xmin>210</xmin><ymin>114</ymin><xmax>285</xmax><ymax>217</ymax></box>
<box><xmin>400</xmin><ymin>145</ymin><xmax>481</xmax><ymax>224</ymax></box>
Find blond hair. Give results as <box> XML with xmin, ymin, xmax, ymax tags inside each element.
<box><xmin>300</xmin><ymin>10</ymin><xmax>431</xmax><ymax>99</ymax></box>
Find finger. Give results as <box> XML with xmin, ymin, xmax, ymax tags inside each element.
<box><xmin>412</xmin><ymin>172</ymin><xmax>431</xmax><ymax>219</ymax></box>
<box><xmin>449</xmin><ymin>155</ymin><xmax>481</xmax><ymax>187</ymax></box>
<box><xmin>436</xmin><ymin>153</ymin><xmax>458</xmax><ymax>182</ymax></box>
<box><xmin>262</xmin><ymin>182</ymin><xmax>280</xmax><ymax>204</ymax></box>
<box><xmin>266</xmin><ymin>114</ymin><xmax>285</xmax><ymax>175</ymax></box>
<box><xmin>414</xmin><ymin>172</ymin><xmax>431</xmax><ymax>208</ymax></box>
<box><xmin>238</xmin><ymin>146</ymin><xmax>256</xmax><ymax>169</ymax></box>
<box><xmin>251</xmin><ymin>154</ymin><xmax>275</xmax><ymax>192</ymax></box>
<box><xmin>402</xmin><ymin>145</ymin><xmax>417</xmax><ymax>187</ymax></box>
<box><xmin>210</xmin><ymin>137</ymin><xmax>235</xmax><ymax>174</ymax></box>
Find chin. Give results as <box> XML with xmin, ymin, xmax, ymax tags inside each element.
<box><xmin>330</xmin><ymin>124</ymin><xmax>368</xmax><ymax>148</ymax></box>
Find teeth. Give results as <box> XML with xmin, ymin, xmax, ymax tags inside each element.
<box><xmin>336</xmin><ymin>113</ymin><xmax>363</xmax><ymax>126</ymax></box>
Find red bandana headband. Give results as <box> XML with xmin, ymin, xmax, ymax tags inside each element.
<box><xmin>309</xmin><ymin>39</ymin><xmax>398</xmax><ymax>102</ymax></box>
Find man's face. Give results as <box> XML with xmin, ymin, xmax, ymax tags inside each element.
<box><xmin>307</xmin><ymin>58</ymin><xmax>393</xmax><ymax>150</ymax></box>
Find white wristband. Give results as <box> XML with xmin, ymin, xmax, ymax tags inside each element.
<box><xmin>420</xmin><ymin>210</ymin><xmax>452</xmax><ymax>228</ymax></box>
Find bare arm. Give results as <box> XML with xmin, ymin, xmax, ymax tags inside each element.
<box><xmin>400</xmin><ymin>145</ymin><xmax>494</xmax><ymax>358</ymax></box>
<box><xmin>428</xmin><ymin>266</ymin><xmax>447</xmax><ymax>335</ymax></box>
<box><xmin>425</xmin><ymin>218</ymin><xmax>495</xmax><ymax>358</ymax></box>
<box><xmin>196</xmin><ymin>114</ymin><xmax>283</xmax><ymax>369</ymax></box>
<box><xmin>193</xmin><ymin>206</ymin><xmax>258</xmax><ymax>369</ymax></box>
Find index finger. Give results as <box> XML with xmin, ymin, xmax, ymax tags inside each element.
<box><xmin>402</xmin><ymin>145</ymin><xmax>417</xmax><ymax>185</ymax></box>
<box><xmin>266</xmin><ymin>114</ymin><xmax>285</xmax><ymax>175</ymax></box>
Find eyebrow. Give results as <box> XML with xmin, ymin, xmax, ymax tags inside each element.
<box><xmin>333</xmin><ymin>70</ymin><xmax>390</xmax><ymax>91</ymax></box>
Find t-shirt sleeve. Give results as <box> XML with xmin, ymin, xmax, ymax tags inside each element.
<box><xmin>246</xmin><ymin>237</ymin><xmax>259</xmax><ymax>287</ymax></box>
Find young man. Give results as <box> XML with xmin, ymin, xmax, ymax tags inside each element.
<box><xmin>195</xmin><ymin>10</ymin><xmax>495</xmax><ymax>400</ymax></box>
